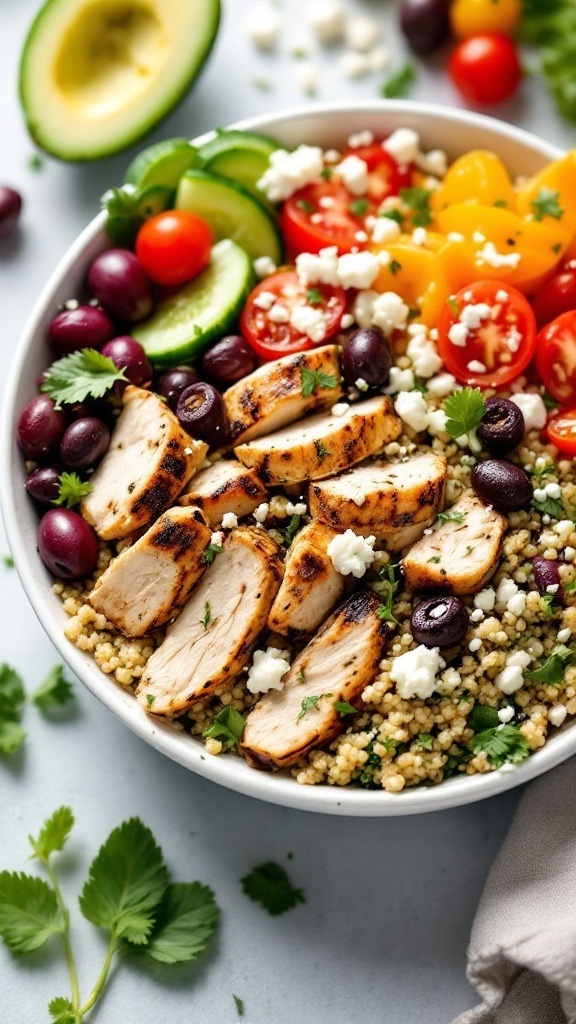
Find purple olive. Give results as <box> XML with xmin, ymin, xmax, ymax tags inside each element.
<box><xmin>38</xmin><ymin>509</ymin><xmax>99</xmax><ymax>578</ymax></box>
<box><xmin>87</xmin><ymin>249</ymin><xmax>153</xmax><ymax>322</ymax></box>
<box><xmin>411</xmin><ymin>596</ymin><xmax>469</xmax><ymax>649</ymax></box>
<box><xmin>101</xmin><ymin>336</ymin><xmax>152</xmax><ymax>389</ymax></box>
<box><xmin>342</xmin><ymin>327</ymin><xmax>392</xmax><ymax>389</ymax></box>
<box><xmin>48</xmin><ymin>305</ymin><xmax>115</xmax><ymax>355</ymax></box>
<box><xmin>471</xmin><ymin>459</ymin><xmax>533</xmax><ymax>512</ymax></box>
<box><xmin>400</xmin><ymin>0</ymin><xmax>451</xmax><ymax>54</ymax></box>
<box><xmin>202</xmin><ymin>336</ymin><xmax>257</xmax><ymax>385</ymax></box>
<box><xmin>158</xmin><ymin>367</ymin><xmax>199</xmax><ymax>412</ymax></box>
<box><xmin>532</xmin><ymin>556</ymin><xmax>562</xmax><ymax>597</ymax></box>
<box><xmin>26</xmin><ymin>466</ymin><xmax>61</xmax><ymax>506</ymax></box>
<box><xmin>176</xmin><ymin>382</ymin><xmax>226</xmax><ymax>444</ymax></box>
<box><xmin>60</xmin><ymin>417</ymin><xmax>110</xmax><ymax>470</ymax></box>
<box><xmin>0</xmin><ymin>187</ymin><xmax>23</xmax><ymax>239</ymax></box>
<box><xmin>477</xmin><ymin>397</ymin><xmax>525</xmax><ymax>457</ymax></box>
<box><xmin>17</xmin><ymin>395</ymin><xmax>68</xmax><ymax>461</ymax></box>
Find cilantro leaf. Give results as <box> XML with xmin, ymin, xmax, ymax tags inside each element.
<box><xmin>234</xmin><ymin>994</ymin><xmax>245</xmax><ymax>1017</ymax></box>
<box><xmin>443</xmin><ymin>387</ymin><xmax>485</xmax><ymax>452</ymax></box>
<box><xmin>144</xmin><ymin>882</ymin><xmax>219</xmax><ymax>964</ymax></box>
<box><xmin>297</xmin><ymin>693</ymin><xmax>332</xmax><ymax>722</ymax></box>
<box><xmin>32</xmin><ymin>665</ymin><xmax>75</xmax><ymax>710</ymax></box>
<box><xmin>0</xmin><ymin>664</ymin><xmax>26</xmax><ymax>755</ymax></box>
<box><xmin>527</xmin><ymin>464</ymin><xmax>554</xmax><ymax>483</ymax></box>
<box><xmin>389</xmin><ymin>259</ymin><xmax>402</xmax><ymax>275</ymax></box>
<box><xmin>54</xmin><ymin>472</ymin><xmax>92</xmax><ymax>509</ymax></box>
<box><xmin>417</xmin><ymin>733</ymin><xmax>434</xmax><ymax>751</ymax></box>
<box><xmin>334</xmin><ymin>701</ymin><xmax>357</xmax><ymax>717</ymax></box>
<box><xmin>41</xmin><ymin>349</ymin><xmax>127</xmax><ymax>409</ymax></box>
<box><xmin>0</xmin><ymin>664</ymin><xmax>26</xmax><ymax>709</ymax></box>
<box><xmin>532</xmin><ymin>493</ymin><xmax>565</xmax><ymax>520</ymax></box>
<box><xmin>400</xmin><ymin>187</ymin><xmax>433</xmax><ymax>227</ymax></box>
<box><xmin>300</xmin><ymin>366</ymin><xmax>338</xmax><ymax>398</ymax></box>
<box><xmin>200</xmin><ymin>601</ymin><xmax>211</xmax><ymax>631</ymax></box>
<box><xmin>29</xmin><ymin>807</ymin><xmax>75</xmax><ymax>863</ymax></box>
<box><xmin>0</xmin><ymin>872</ymin><xmax>65</xmax><ymax>953</ymax></box>
<box><xmin>438</xmin><ymin>509</ymin><xmax>467</xmax><ymax>524</ymax></box>
<box><xmin>241</xmin><ymin>862</ymin><xmax>305</xmax><ymax>916</ymax></box>
<box><xmin>349</xmin><ymin>198</ymin><xmax>369</xmax><ymax>218</ymax></box>
<box><xmin>283</xmin><ymin>513</ymin><xmax>302</xmax><ymax>546</ymax></box>
<box><xmin>203</xmin><ymin>542</ymin><xmax>223</xmax><ymax>565</ymax></box>
<box><xmin>531</xmin><ymin>187</ymin><xmax>563</xmax><ymax>222</ymax></box>
<box><xmin>202</xmin><ymin>707</ymin><xmax>245</xmax><ymax>748</ymax></box>
<box><xmin>525</xmin><ymin>644</ymin><xmax>576</xmax><ymax>686</ymax></box>
<box><xmin>306</xmin><ymin>287</ymin><xmax>324</xmax><ymax>306</ymax></box>
<box><xmin>48</xmin><ymin>996</ymin><xmax>75</xmax><ymax>1022</ymax></box>
<box><xmin>468</xmin><ymin>704</ymin><xmax>500</xmax><ymax>733</ymax></box>
<box><xmin>381</xmin><ymin>62</ymin><xmax>416</xmax><ymax>99</ymax></box>
<box><xmin>2</xmin><ymin>555</ymin><xmax>14</xmax><ymax>569</ymax></box>
<box><xmin>79</xmin><ymin>818</ymin><xmax>168</xmax><ymax>944</ymax></box>
<box><xmin>381</xmin><ymin>208</ymin><xmax>403</xmax><ymax>225</ymax></box>
<box><xmin>469</xmin><ymin>724</ymin><xmax>530</xmax><ymax>769</ymax></box>
<box><xmin>315</xmin><ymin>439</ymin><xmax>330</xmax><ymax>460</ymax></box>
<box><xmin>0</xmin><ymin>721</ymin><xmax>27</xmax><ymax>755</ymax></box>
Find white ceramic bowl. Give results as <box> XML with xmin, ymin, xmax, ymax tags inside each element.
<box><xmin>3</xmin><ymin>100</ymin><xmax>571</xmax><ymax>816</ymax></box>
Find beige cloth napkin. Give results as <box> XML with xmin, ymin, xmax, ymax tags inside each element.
<box><xmin>451</xmin><ymin>758</ymin><xmax>576</xmax><ymax>1024</ymax></box>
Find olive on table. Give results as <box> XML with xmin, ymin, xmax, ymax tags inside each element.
<box><xmin>202</xmin><ymin>335</ymin><xmax>257</xmax><ymax>385</ymax></box>
<box><xmin>532</xmin><ymin>556</ymin><xmax>562</xmax><ymax>597</ymax></box>
<box><xmin>48</xmin><ymin>305</ymin><xmax>115</xmax><ymax>355</ymax></box>
<box><xmin>0</xmin><ymin>187</ymin><xmax>23</xmax><ymax>239</ymax></box>
<box><xmin>38</xmin><ymin>509</ymin><xmax>99</xmax><ymax>579</ymax></box>
<box><xmin>399</xmin><ymin>0</ymin><xmax>451</xmax><ymax>53</ymax></box>
<box><xmin>101</xmin><ymin>336</ymin><xmax>152</xmax><ymax>389</ymax></box>
<box><xmin>471</xmin><ymin>459</ymin><xmax>532</xmax><ymax>512</ymax></box>
<box><xmin>476</xmin><ymin>397</ymin><xmax>525</xmax><ymax>456</ymax></box>
<box><xmin>411</xmin><ymin>596</ymin><xmax>469</xmax><ymax>648</ymax></box>
<box><xmin>342</xmin><ymin>327</ymin><xmax>392</xmax><ymax>389</ymax></box>
<box><xmin>176</xmin><ymin>382</ymin><xmax>226</xmax><ymax>444</ymax></box>
<box><xmin>158</xmin><ymin>366</ymin><xmax>199</xmax><ymax>412</ymax></box>
<box><xmin>26</xmin><ymin>466</ymin><xmax>61</xmax><ymax>506</ymax></box>
<box><xmin>17</xmin><ymin>395</ymin><xmax>68</xmax><ymax>461</ymax></box>
<box><xmin>87</xmin><ymin>249</ymin><xmax>153</xmax><ymax>322</ymax></box>
<box><xmin>60</xmin><ymin>417</ymin><xmax>110</xmax><ymax>470</ymax></box>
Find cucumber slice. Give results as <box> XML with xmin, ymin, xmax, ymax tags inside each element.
<box><xmin>133</xmin><ymin>239</ymin><xmax>255</xmax><ymax>368</ymax></box>
<box><xmin>198</xmin><ymin>129</ymin><xmax>280</xmax><ymax>202</ymax></box>
<box><xmin>125</xmin><ymin>138</ymin><xmax>200</xmax><ymax>189</ymax></box>
<box><xmin>176</xmin><ymin>169</ymin><xmax>283</xmax><ymax>264</ymax></box>
<box><xmin>134</xmin><ymin>184</ymin><xmax>174</xmax><ymax>219</ymax></box>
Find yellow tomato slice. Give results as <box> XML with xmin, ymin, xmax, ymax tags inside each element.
<box><xmin>432</xmin><ymin>150</ymin><xmax>516</xmax><ymax>213</ymax></box>
<box><xmin>371</xmin><ymin>242</ymin><xmax>450</xmax><ymax>327</ymax></box>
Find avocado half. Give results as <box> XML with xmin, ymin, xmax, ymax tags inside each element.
<box><xmin>19</xmin><ymin>0</ymin><xmax>221</xmax><ymax>161</ymax></box>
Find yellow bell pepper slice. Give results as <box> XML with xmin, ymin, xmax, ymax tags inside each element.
<box><xmin>371</xmin><ymin>242</ymin><xmax>450</xmax><ymax>328</ymax></box>
<box><xmin>515</xmin><ymin>151</ymin><xmax>576</xmax><ymax>240</ymax></box>
<box><xmin>432</xmin><ymin>150</ymin><xmax>516</xmax><ymax>213</ymax></box>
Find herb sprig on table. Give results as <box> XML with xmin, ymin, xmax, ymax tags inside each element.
<box><xmin>0</xmin><ymin>663</ymin><xmax>74</xmax><ymax>755</ymax></box>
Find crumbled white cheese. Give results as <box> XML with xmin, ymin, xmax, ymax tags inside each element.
<box><xmin>348</xmin><ymin>129</ymin><xmax>374</xmax><ymax>149</ymax></box>
<box><xmin>394</xmin><ymin>390</ymin><xmax>429</xmax><ymax>432</ymax></box>
<box><xmin>498</xmin><ymin>706</ymin><xmax>515</xmax><ymax>724</ymax></box>
<box><xmin>253</xmin><ymin>503</ymin><xmax>269</xmax><ymax>523</ymax></box>
<box><xmin>253</xmin><ymin>255</ymin><xmax>277</xmax><ymax>279</ymax></box>
<box><xmin>533</xmin><ymin>488</ymin><xmax>547</xmax><ymax>503</ymax></box>
<box><xmin>510</xmin><ymin>393</ymin><xmax>547</xmax><ymax>432</ymax></box>
<box><xmin>290</xmin><ymin>304</ymin><xmax>327</xmax><ymax>343</ymax></box>
<box><xmin>558</xmin><ymin>627</ymin><xmax>572</xmax><ymax>643</ymax></box>
<box><xmin>565</xmin><ymin>546</ymin><xmax>576</xmax><ymax>561</ymax></box>
<box><xmin>546</xmin><ymin>482</ymin><xmax>562</xmax><ymax>500</ymax></box>
<box><xmin>427</xmin><ymin>409</ymin><xmax>448</xmax><ymax>437</ymax></box>
<box><xmin>476</xmin><ymin>242</ymin><xmax>522</xmax><ymax>269</ymax></box>
<box><xmin>334</xmin><ymin>155</ymin><xmax>369</xmax><ymax>195</ymax></box>
<box><xmin>294</xmin><ymin>61</ymin><xmax>319</xmax><ymax>95</ymax></box>
<box><xmin>448</xmin><ymin>323</ymin><xmax>469</xmax><ymax>348</ymax></box>
<box><xmin>472</xmin><ymin>231</ymin><xmax>486</xmax><ymax>244</ymax></box>
<box><xmin>382</xmin><ymin>366</ymin><xmax>415</xmax><ymax>394</ymax></box>
<box><xmin>406</xmin><ymin>333</ymin><xmax>442</xmax><ymax>378</ymax></box>
<box><xmin>469</xmin><ymin>638</ymin><xmax>482</xmax><ymax>653</ymax></box>
<box><xmin>382</xmin><ymin>128</ymin><xmax>420</xmax><ymax>166</ymax></box>
<box><xmin>496</xmin><ymin>580</ymin><xmax>520</xmax><ymax>611</ymax></box>
<box><xmin>268</xmin><ymin>303</ymin><xmax>290</xmax><ymax>324</ymax></box>
<box><xmin>414</xmin><ymin>148</ymin><xmax>448</xmax><ymax>179</ymax></box>
<box><xmin>295</xmin><ymin>246</ymin><xmax>340</xmax><ymax>288</ymax></box>
<box><xmin>412</xmin><ymin>227</ymin><xmax>428</xmax><ymax>247</ymax></box>
<box><xmin>507</xmin><ymin>592</ymin><xmax>527</xmax><ymax>617</ymax></box>
<box><xmin>285</xmin><ymin>501</ymin><xmax>307</xmax><ymax>516</ymax></box>
<box><xmin>210</xmin><ymin>531</ymin><xmax>223</xmax><ymax>547</ymax></box>
<box><xmin>327</xmin><ymin>529</ymin><xmax>375</xmax><ymax>578</ymax></box>
<box><xmin>549</xmin><ymin>705</ymin><xmax>568</xmax><ymax>727</ymax></box>
<box><xmin>371</xmin><ymin>217</ymin><xmax>401</xmax><ymax>244</ymax></box>
<box><xmin>547</xmin><ymin>584</ymin><xmax>559</xmax><ymax>595</ymax></box>
<box><xmin>253</xmin><ymin>290</ymin><xmax>277</xmax><ymax>311</ymax></box>
<box><xmin>221</xmin><ymin>512</ymin><xmax>238</xmax><ymax>529</ymax></box>
<box><xmin>554</xmin><ymin>520</ymin><xmax>573</xmax><ymax>542</ymax></box>
<box><xmin>246</xmin><ymin>647</ymin><xmax>291</xmax><ymax>694</ymax></box>
<box><xmin>337</xmin><ymin>251</ymin><xmax>380</xmax><ymax>290</ymax></box>
<box><xmin>495</xmin><ymin>665</ymin><xmax>525</xmax><ymax>695</ymax></box>
<box><xmin>339</xmin><ymin>313</ymin><xmax>354</xmax><ymax>330</ymax></box>
<box><xmin>257</xmin><ymin>144</ymin><xmax>324</xmax><ymax>202</ymax></box>
<box><xmin>331</xmin><ymin>402</ymin><xmax>350</xmax><ymax>417</ymax></box>
<box><xmin>355</xmin><ymin>377</ymin><xmax>369</xmax><ymax>392</ymax></box>
<box><xmin>245</xmin><ymin>2</ymin><xmax>281</xmax><ymax>50</ymax></box>
<box><xmin>461</xmin><ymin>302</ymin><xmax>493</xmax><ymax>331</ymax></box>
<box><xmin>496</xmin><ymin>289</ymin><xmax>509</xmax><ymax>302</ymax></box>
<box><xmin>470</xmin><ymin>608</ymin><xmax>484</xmax><ymax>623</ymax></box>
<box><xmin>506</xmin><ymin>327</ymin><xmax>522</xmax><ymax>353</ymax></box>
<box><xmin>370</xmin><ymin>292</ymin><xmax>410</xmax><ymax>336</ymax></box>
<box><xmin>345</xmin><ymin>14</ymin><xmax>380</xmax><ymax>51</ymax></box>
<box><xmin>306</xmin><ymin>0</ymin><xmax>345</xmax><ymax>43</ymax></box>
<box><xmin>427</xmin><ymin>372</ymin><xmax>457</xmax><ymax>398</ymax></box>
<box><xmin>390</xmin><ymin>645</ymin><xmax>442</xmax><ymax>700</ymax></box>
<box><xmin>447</xmin><ymin>232</ymin><xmax>465</xmax><ymax>243</ymax></box>
<box><xmin>338</xmin><ymin>51</ymin><xmax>372</xmax><ymax>78</ymax></box>
<box><xmin>365</xmin><ymin>46</ymin><xmax>389</xmax><ymax>71</ymax></box>
<box><xmin>467</xmin><ymin>360</ymin><xmax>487</xmax><ymax>374</ymax></box>
<box><xmin>474</xmin><ymin>588</ymin><xmax>496</xmax><ymax>612</ymax></box>
<box><xmin>507</xmin><ymin>650</ymin><xmax>532</xmax><ymax>670</ymax></box>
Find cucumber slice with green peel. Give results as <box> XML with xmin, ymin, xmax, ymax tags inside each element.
<box><xmin>198</xmin><ymin>129</ymin><xmax>280</xmax><ymax>202</ymax></box>
<box><xmin>102</xmin><ymin>184</ymin><xmax>173</xmax><ymax>247</ymax></box>
<box><xmin>133</xmin><ymin>239</ymin><xmax>255</xmax><ymax>368</ymax></box>
<box><xmin>176</xmin><ymin>170</ymin><xmax>283</xmax><ymax>264</ymax></box>
<box><xmin>134</xmin><ymin>184</ymin><xmax>174</xmax><ymax>219</ymax></box>
<box><xmin>125</xmin><ymin>138</ymin><xmax>200</xmax><ymax>189</ymax></box>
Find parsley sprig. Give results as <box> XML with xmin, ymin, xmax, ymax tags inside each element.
<box><xmin>525</xmin><ymin>644</ymin><xmax>576</xmax><ymax>686</ymax></box>
<box><xmin>300</xmin><ymin>366</ymin><xmax>339</xmax><ymax>398</ymax></box>
<box><xmin>0</xmin><ymin>664</ymin><xmax>26</xmax><ymax>754</ymax></box>
<box><xmin>241</xmin><ymin>862</ymin><xmax>305</xmax><ymax>916</ymax></box>
<box><xmin>32</xmin><ymin>665</ymin><xmax>75</xmax><ymax>710</ymax></box>
<box><xmin>203</xmin><ymin>542</ymin><xmax>223</xmax><ymax>565</ymax></box>
<box><xmin>469</xmin><ymin>724</ymin><xmax>530</xmax><ymax>769</ymax></box>
<box><xmin>41</xmin><ymin>349</ymin><xmax>127</xmax><ymax>409</ymax></box>
<box><xmin>443</xmin><ymin>388</ymin><xmax>485</xmax><ymax>453</ymax></box>
<box><xmin>437</xmin><ymin>509</ymin><xmax>467</xmax><ymax>525</ymax></box>
<box><xmin>531</xmin><ymin>187</ymin><xmax>564</xmax><ymax>222</ymax></box>
<box><xmin>372</xmin><ymin>563</ymin><xmax>400</xmax><ymax>624</ymax></box>
<box><xmin>283</xmin><ymin>513</ymin><xmax>302</xmax><ymax>546</ymax></box>
<box><xmin>54</xmin><ymin>472</ymin><xmax>93</xmax><ymax>509</ymax></box>
<box><xmin>399</xmin><ymin>187</ymin><xmax>433</xmax><ymax>227</ymax></box>
<box><xmin>297</xmin><ymin>693</ymin><xmax>333</xmax><ymax>722</ymax></box>
<box><xmin>381</xmin><ymin>62</ymin><xmax>416</xmax><ymax>99</ymax></box>
<box><xmin>202</xmin><ymin>707</ymin><xmax>246</xmax><ymax>748</ymax></box>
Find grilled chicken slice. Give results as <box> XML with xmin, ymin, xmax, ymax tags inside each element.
<box><xmin>137</xmin><ymin>527</ymin><xmax>283</xmax><ymax>715</ymax></box>
<box><xmin>224</xmin><ymin>345</ymin><xmax>343</xmax><ymax>445</ymax></box>
<box><xmin>402</xmin><ymin>492</ymin><xmax>507</xmax><ymax>595</ymax></box>
<box><xmin>178</xmin><ymin>458</ymin><xmax>267</xmax><ymax>524</ymax></box>
<box><xmin>82</xmin><ymin>387</ymin><xmax>206</xmax><ymax>540</ymax></box>
<box><xmin>89</xmin><ymin>506</ymin><xmax>211</xmax><ymax>637</ymax></box>
<box><xmin>241</xmin><ymin>591</ymin><xmax>392</xmax><ymax>770</ymax></box>
<box><xmin>309</xmin><ymin>453</ymin><xmax>447</xmax><ymax>533</ymax></box>
<box><xmin>378</xmin><ymin>516</ymin><xmax>436</xmax><ymax>551</ymax></box>
<box><xmin>235</xmin><ymin>396</ymin><xmax>401</xmax><ymax>485</ymax></box>
<box><xmin>267</xmin><ymin>521</ymin><xmax>345</xmax><ymax>637</ymax></box>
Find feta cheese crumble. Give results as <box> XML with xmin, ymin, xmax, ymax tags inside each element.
<box><xmin>474</xmin><ymin>588</ymin><xmax>496</xmax><ymax>612</ymax></box>
<box><xmin>306</xmin><ymin>0</ymin><xmax>345</xmax><ymax>43</ymax></box>
<box><xmin>476</xmin><ymin>242</ymin><xmax>522</xmax><ymax>269</ymax></box>
<box><xmin>290</xmin><ymin>304</ymin><xmax>327</xmax><ymax>343</ymax></box>
<box><xmin>246</xmin><ymin>647</ymin><xmax>291</xmax><ymax>694</ymax></box>
<box><xmin>257</xmin><ymin>145</ymin><xmax>324</xmax><ymax>202</ymax></box>
<box><xmin>253</xmin><ymin>503</ymin><xmax>269</xmax><ymax>523</ymax></box>
<box><xmin>394</xmin><ymin>390</ymin><xmax>429</xmax><ymax>432</ymax></box>
<box><xmin>427</xmin><ymin>372</ymin><xmax>457</xmax><ymax>398</ymax></box>
<box><xmin>336</xmin><ymin>251</ymin><xmax>380</xmax><ymax>290</ymax></box>
<box><xmin>245</xmin><ymin>2</ymin><xmax>281</xmax><ymax>50</ymax></box>
<box><xmin>210</xmin><ymin>531</ymin><xmax>223</xmax><ymax>547</ymax></box>
<box><xmin>382</xmin><ymin>128</ymin><xmax>420</xmax><ymax>166</ymax></box>
<box><xmin>353</xmin><ymin>290</ymin><xmax>409</xmax><ymax>336</ymax></box>
<box><xmin>221</xmin><ymin>512</ymin><xmax>238</xmax><ymax>529</ymax></box>
<box><xmin>331</xmin><ymin>402</ymin><xmax>350</xmax><ymax>417</ymax></box>
<box><xmin>334</xmin><ymin>155</ymin><xmax>369</xmax><ymax>195</ymax></box>
<box><xmin>390</xmin><ymin>645</ymin><xmax>442</xmax><ymax>700</ymax></box>
<box><xmin>253</xmin><ymin>256</ymin><xmax>277</xmax><ymax>279</ymax></box>
<box><xmin>382</xmin><ymin>366</ymin><xmax>415</xmax><ymax>394</ymax></box>
<box><xmin>327</xmin><ymin>530</ymin><xmax>375</xmax><ymax>578</ymax></box>
<box><xmin>498</xmin><ymin>706</ymin><xmax>515</xmax><ymax>724</ymax></box>
<box><xmin>345</xmin><ymin>15</ymin><xmax>380</xmax><ymax>52</ymax></box>
<box><xmin>371</xmin><ymin>217</ymin><xmax>401</xmax><ymax>244</ymax></box>
<box><xmin>510</xmin><ymin>393</ymin><xmax>547</xmax><ymax>433</ymax></box>
<box><xmin>406</xmin><ymin>332</ymin><xmax>443</xmax><ymax>378</ymax></box>
<box><xmin>549</xmin><ymin>705</ymin><xmax>568</xmax><ymax>727</ymax></box>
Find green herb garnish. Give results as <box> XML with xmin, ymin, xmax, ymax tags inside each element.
<box><xmin>389</xmin><ymin>259</ymin><xmax>402</xmax><ymax>275</ymax></box>
<box><xmin>2</xmin><ymin>556</ymin><xmax>14</xmax><ymax>569</ymax></box>
<box><xmin>381</xmin><ymin>208</ymin><xmax>403</xmax><ymax>225</ymax></box>
<box><xmin>200</xmin><ymin>601</ymin><xmax>211</xmax><ymax>630</ymax></box>
<box><xmin>531</xmin><ymin>494</ymin><xmax>565</xmax><ymax>520</ymax></box>
<box><xmin>437</xmin><ymin>509</ymin><xmax>467</xmax><ymax>525</ymax></box>
<box><xmin>315</xmin><ymin>440</ymin><xmax>330</xmax><ymax>460</ymax></box>
<box><xmin>374</xmin><ymin>563</ymin><xmax>400</xmax><ymax>625</ymax></box>
<box><xmin>468</xmin><ymin>724</ymin><xmax>530</xmax><ymax>768</ymax></box>
<box><xmin>306</xmin><ymin>287</ymin><xmax>324</xmax><ymax>306</ymax></box>
<box><xmin>334</xmin><ymin>701</ymin><xmax>357</xmax><ymax>717</ymax></box>
<box><xmin>283</xmin><ymin>514</ymin><xmax>302</xmax><ymax>547</ymax></box>
<box><xmin>54</xmin><ymin>472</ymin><xmax>93</xmax><ymax>509</ymax></box>
<box><xmin>32</xmin><ymin>665</ymin><xmax>74</xmax><ymax>710</ymax></box>
<box><xmin>531</xmin><ymin>187</ymin><xmax>564</xmax><ymax>222</ymax></box>
<box><xmin>0</xmin><ymin>663</ymin><xmax>26</xmax><ymax>755</ymax></box>
<box><xmin>525</xmin><ymin>644</ymin><xmax>576</xmax><ymax>686</ymax></box>
<box><xmin>443</xmin><ymin>387</ymin><xmax>486</xmax><ymax>453</ymax></box>
<box><xmin>297</xmin><ymin>693</ymin><xmax>333</xmax><ymax>722</ymax></box>
<box><xmin>202</xmin><ymin>707</ymin><xmax>246</xmax><ymax>748</ymax></box>
<box><xmin>349</xmin><ymin>198</ymin><xmax>369</xmax><ymax>218</ymax></box>
<box><xmin>400</xmin><ymin>187</ymin><xmax>433</xmax><ymax>227</ymax></box>
<box><xmin>297</xmin><ymin>199</ymin><xmax>314</xmax><ymax>214</ymax></box>
<box><xmin>203</xmin><ymin>543</ymin><xmax>223</xmax><ymax>565</ymax></box>
<box><xmin>300</xmin><ymin>367</ymin><xmax>338</xmax><ymax>397</ymax></box>
<box><xmin>381</xmin><ymin>62</ymin><xmax>416</xmax><ymax>99</ymax></box>
<box><xmin>240</xmin><ymin>862</ymin><xmax>305</xmax><ymax>916</ymax></box>
<box><xmin>417</xmin><ymin>733</ymin><xmax>434</xmax><ymax>751</ymax></box>
<box><xmin>41</xmin><ymin>349</ymin><xmax>127</xmax><ymax>409</ymax></box>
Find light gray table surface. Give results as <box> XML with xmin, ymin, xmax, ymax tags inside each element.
<box><xmin>0</xmin><ymin>2</ymin><xmax>573</xmax><ymax>1022</ymax></box>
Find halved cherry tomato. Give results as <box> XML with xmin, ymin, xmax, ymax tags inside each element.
<box><xmin>437</xmin><ymin>280</ymin><xmax>537</xmax><ymax>388</ymax></box>
<box><xmin>342</xmin><ymin>144</ymin><xmax>408</xmax><ymax>202</ymax></box>
<box><xmin>448</xmin><ymin>33</ymin><xmax>522</xmax><ymax>105</ymax></box>
<box><xmin>282</xmin><ymin>180</ymin><xmax>374</xmax><ymax>256</ymax></box>
<box><xmin>547</xmin><ymin>406</ymin><xmax>576</xmax><ymax>456</ymax></box>
<box><xmin>240</xmin><ymin>270</ymin><xmax>346</xmax><ymax>360</ymax></box>
<box><xmin>135</xmin><ymin>210</ymin><xmax>212</xmax><ymax>287</ymax></box>
<box><xmin>532</xmin><ymin>262</ymin><xmax>576</xmax><ymax>327</ymax></box>
<box><xmin>535</xmin><ymin>311</ymin><xmax>576</xmax><ymax>405</ymax></box>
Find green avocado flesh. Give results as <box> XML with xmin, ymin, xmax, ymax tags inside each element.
<box><xmin>19</xmin><ymin>0</ymin><xmax>221</xmax><ymax>160</ymax></box>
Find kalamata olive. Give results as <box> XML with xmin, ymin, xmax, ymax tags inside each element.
<box><xmin>0</xmin><ymin>187</ymin><xmax>23</xmax><ymax>239</ymax></box>
<box><xmin>202</xmin><ymin>336</ymin><xmax>257</xmax><ymax>385</ymax></box>
<box><xmin>60</xmin><ymin>417</ymin><xmax>110</xmax><ymax>470</ymax></box>
<box><xmin>477</xmin><ymin>397</ymin><xmax>525</xmax><ymax>456</ymax></box>
<box><xmin>48</xmin><ymin>305</ymin><xmax>115</xmax><ymax>355</ymax></box>
<box><xmin>471</xmin><ymin>459</ymin><xmax>533</xmax><ymax>512</ymax></box>
<box><xmin>400</xmin><ymin>0</ymin><xmax>451</xmax><ymax>54</ymax></box>
<box><xmin>26</xmin><ymin>466</ymin><xmax>61</xmax><ymax>506</ymax></box>
<box><xmin>411</xmin><ymin>596</ymin><xmax>469</xmax><ymax>649</ymax></box>
<box><xmin>38</xmin><ymin>509</ymin><xmax>99</xmax><ymax>579</ymax></box>
<box><xmin>101</xmin><ymin>336</ymin><xmax>152</xmax><ymax>389</ymax></box>
<box><xmin>532</xmin><ymin>556</ymin><xmax>563</xmax><ymax>597</ymax></box>
<box><xmin>176</xmin><ymin>383</ymin><xmax>226</xmax><ymax>444</ymax></box>
<box><xmin>342</xmin><ymin>327</ymin><xmax>392</xmax><ymax>389</ymax></box>
<box><xmin>17</xmin><ymin>395</ymin><xmax>68</xmax><ymax>461</ymax></box>
<box><xmin>158</xmin><ymin>367</ymin><xmax>199</xmax><ymax>412</ymax></box>
<box><xmin>87</xmin><ymin>249</ymin><xmax>153</xmax><ymax>322</ymax></box>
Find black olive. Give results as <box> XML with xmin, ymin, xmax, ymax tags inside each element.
<box><xmin>342</xmin><ymin>327</ymin><xmax>392</xmax><ymax>389</ymax></box>
<box><xmin>176</xmin><ymin>382</ymin><xmax>226</xmax><ymax>445</ymax></box>
<box><xmin>399</xmin><ymin>0</ymin><xmax>451</xmax><ymax>54</ymax></box>
<box><xmin>477</xmin><ymin>397</ymin><xmax>525</xmax><ymax>456</ymax></box>
<box><xmin>532</xmin><ymin>556</ymin><xmax>563</xmax><ymax>597</ymax></box>
<box><xmin>471</xmin><ymin>459</ymin><xmax>533</xmax><ymax>512</ymax></box>
<box><xmin>411</xmin><ymin>596</ymin><xmax>469</xmax><ymax>649</ymax></box>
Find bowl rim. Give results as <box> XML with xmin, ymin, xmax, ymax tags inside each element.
<box><xmin>3</xmin><ymin>98</ymin><xmax>573</xmax><ymax>816</ymax></box>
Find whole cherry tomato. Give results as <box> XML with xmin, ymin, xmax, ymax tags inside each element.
<box><xmin>135</xmin><ymin>210</ymin><xmax>212</xmax><ymax>287</ymax></box>
<box><xmin>449</xmin><ymin>34</ymin><xmax>522</xmax><ymax>104</ymax></box>
<box><xmin>532</xmin><ymin>262</ymin><xmax>576</xmax><ymax>327</ymax></box>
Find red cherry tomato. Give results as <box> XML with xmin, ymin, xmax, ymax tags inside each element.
<box><xmin>535</xmin><ymin>311</ymin><xmax>576</xmax><ymax>405</ymax></box>
<box><xmin>282</xmin><ymin>180</ymin><xmax>373</xmax><ymax>256</ymax></box>
<box><xmin>547</xmin><ymin>405</ymin><xmax>576</xmax><ymax>456</ymax></box>
<box><xmin>240</xmin><ymin>270</ymin><xmax>346</xmax><ymax>360</ymax></box>
<box><xmin>532</xmin><ymin>262</ymin><xmax>576</xmax><ymax>327</ymax></box>
<box><xmin>135</xmin><ymin>210</ymin><xmax>212</xmax><ymax>287</ymax></box>
<box><xmin>448</xmin><ymin>34</ymin><xmax>522</xmax><ymax>104</ymax></box>
<box><xmin>342</xmin><ymin>144</ymin><xmax>407</xmax><ymax>202</ymax></box>
<box><xmin>437</xmin><ymin>280</ymin><xmax>537</xmax><ymax>388</ymax></box>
